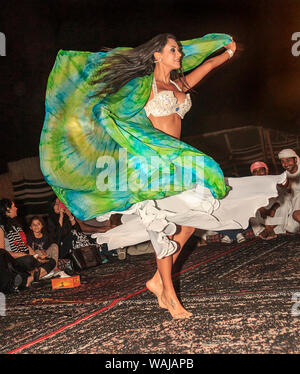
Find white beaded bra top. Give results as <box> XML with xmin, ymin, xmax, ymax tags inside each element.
<box><xmin>144</xmin><ymin>78</ymin><xmax>192</xmax><ymax>119</ymax></box>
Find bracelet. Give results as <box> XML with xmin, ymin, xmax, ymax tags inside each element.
<box><xmin>225</xmin><ymin>49</ymin><xmax>234</xmax><ymax>58</ymax></box>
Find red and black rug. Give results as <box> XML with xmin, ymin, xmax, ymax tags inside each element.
<box><xmin>1</xmin><ymin>234</ymin><xmax>300</xmax><ymax>354</ymax></box>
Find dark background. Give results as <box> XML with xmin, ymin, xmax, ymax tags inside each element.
<box><xmin>1</xmin><ymin>0</ymin><xmax>299</xmax><ymax>174</ymax></box>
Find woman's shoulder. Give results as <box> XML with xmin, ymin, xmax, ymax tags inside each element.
<box><xmin>0</xmin><ymin>223</ymin><xmax>7</xmax><ymax>235</ymax></box>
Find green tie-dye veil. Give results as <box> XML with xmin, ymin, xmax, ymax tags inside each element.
<box><xmin>40</xmin><ymin>33</ymin><xmax>232</xmax><ymax>220</ymax></box>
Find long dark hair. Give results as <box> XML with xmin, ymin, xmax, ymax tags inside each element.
<box><xmin>92</xmin><ymin>33</ymin><xmax>189</xmax><ymax>98</ymax></box>
<box><xmin>48</xmin><ymin>196</ymin><xmax>74</xmax><ymax>237</ymax></box>
<box><xmin>0</xmin><ymin>198</ymin><xmax>14</xmax><ymax>232</ymax></box>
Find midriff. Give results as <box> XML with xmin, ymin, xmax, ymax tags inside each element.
<box><xmin>149</xmin><ymin>113</ymin><xmax>182</xmax><ymax>139</ymax></box>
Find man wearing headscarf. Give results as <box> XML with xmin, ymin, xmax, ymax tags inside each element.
<box><xmin>277</xmin><ymin>148</ymin><xmax>300</xmax><ymax>233</ymax></box>
<box><xmin>250</xmin><ymin>161</ymin><xmax>269</xmax><ymax>176</ymax></box>
<box><xmin>249</xmin><ymin>161</ymin><xmax>287</xmax><ymax>239</ymax></box>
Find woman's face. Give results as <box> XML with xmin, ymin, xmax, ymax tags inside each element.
<box><xmin>6</xmin><ymin>201</ymin><xmax>18</xmax><ymax>218</ymax></box>
<box><xmin>30</xmin><ymin>219</ymin><xmax>43</xmax><ymax>234</ymax></box>
<box><xmin>156</xmin><ymin>38</ymin><xmax>182</xmax><ymax>70</ymax></box>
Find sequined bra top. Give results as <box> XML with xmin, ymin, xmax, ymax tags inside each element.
<box><xmin>144</xmin><ymin>78</ymin><xmax>192</xmax><ymax>119</ymax></box>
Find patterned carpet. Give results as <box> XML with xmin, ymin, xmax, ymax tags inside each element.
<box><xmin>1</xmin><ymin>234</ymin><xmax>300</xmax><ymax>354</ymax></box>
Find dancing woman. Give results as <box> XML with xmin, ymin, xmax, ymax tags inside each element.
<box><xmin>40</xmin><ymin>33</ymin><xmax>237</xmax><ymax>318</ymax></box>
<box><xmin>41</xmin><ymin>31</ymin><xmax>286</xmax><ymax>318</ymax></box>
<box><xmin>91</xmin><ymin>34</ymin><xmax>236</xmax><ymax>318</ymax></box>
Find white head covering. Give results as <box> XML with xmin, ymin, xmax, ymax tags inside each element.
<box><xmin>278</xmin><ymin>148</ymin><xmax>299</xmax><ymax>161</ymax></box>
<box><xmin>278</xmin><ymin>148</ymin><xmax>300</xmax><ymax>178</ymax></box>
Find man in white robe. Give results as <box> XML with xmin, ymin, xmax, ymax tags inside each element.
<box><xmin>276</xmin><ymin>148</ymin><xmax>300</xmax><ymax>233</ymax></box>
<box><xmin>249</xmin><ymin>161</ymin><xmax>286</xmax><ymax>239</ymax></box>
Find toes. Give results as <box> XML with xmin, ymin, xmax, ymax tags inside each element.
<box><xmin>173</xmin><ymin>311</ymin><xmax>193</xmax><ymax>319</ymax></box>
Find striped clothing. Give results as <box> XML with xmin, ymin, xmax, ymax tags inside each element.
<box><xmin>0</xmin><ymin>224</ymin><xmax>29</xmax><ymax>253</ymax></box>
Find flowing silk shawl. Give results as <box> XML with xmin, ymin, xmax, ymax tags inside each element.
<box><xmin>40</xmin><ymin>33</ymin><xmax>232</xmax><ymax>220</ymax></box>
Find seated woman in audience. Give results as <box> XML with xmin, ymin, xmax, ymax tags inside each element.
<box><xmin>47</xmin><ymin>197</ymin><xmax>86</xmax><ymax>259</ymax></box>
<box><xmin>0</xmin><ymin>198</ymin><xmax>56</xmax><ymax>281</ymax></box>
<box><xmin>27</xmin><ymin>215</ymin><xmax>68</xmax><ymax>277</ymax></box>
<box><xmin>48</xmin><ymin>197</ymin><xmax>120</xmax><ymax>263</ymax></box>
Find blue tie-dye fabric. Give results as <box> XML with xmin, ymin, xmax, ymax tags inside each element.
<box><xmin>40</xmin><ymin>33</ymin><xmax>232</xmax><ymax>220</ymax></box>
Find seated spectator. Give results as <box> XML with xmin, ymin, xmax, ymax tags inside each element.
<box><xmin>47</xmin><ymin>198</ymin><xmax>91</xmax><ymax>259</ymax></box>
<box><xmin>277</xmin><ymin>148</ymin><xmax>300</xmax><ymax>233</ymax></box>
<box><xmin>27</xmin><ymin>216</ymin><xmax>68</xmax><ymax>277</ymax></box>
<box><xmin>194</xmin><ymin>227</ymin><xmax>246</xmax><ymax>246</ymax></box>
<box><xmin>250</xmin><ymin>161</ymin><xmax>269</xmax><ymax>176</ymax></box>
<box><xmin>249</xmin><ymin>160</ymin><xmax>287</xmax><ymax>240</ymax></box>
<box><xmin>48</xmin><ymin>197</ymin><xmax>126</xmax><ymax>264</ymax></box>
<box><xmin>48</xmin><ymin>198</ymin><xmax>111</xmax><ymax>261</ymax></box>
<box><xmin>0</xmin><ymin>198</ymin><xmax>56</xmax><ymax>282</ymax></box>
<box><xmin>220</xmin><ymin>229</ymin><xmax>246</xmax><ymax>244</ymax></box>
<box><xmin>195</xmin><ymin>161</ymin><xmax>273</xmax><ymax>245</ymax></box>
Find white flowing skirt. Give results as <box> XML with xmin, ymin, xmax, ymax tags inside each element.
<box><xmin>92</xmin><ymin>173</ymin><xmax>287</xmax><ymax>259</ymax></box>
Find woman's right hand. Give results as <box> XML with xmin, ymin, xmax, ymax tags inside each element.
<box><xmin>58</xmin><ymin>207</ymin><xmax>64</xmax><ymax>226</ymax></box>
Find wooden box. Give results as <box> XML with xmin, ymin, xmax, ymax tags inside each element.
<box><xmin>51</xmin><ymin>275</ymin><xmax>81</xmax><ymax>290</ymax></box>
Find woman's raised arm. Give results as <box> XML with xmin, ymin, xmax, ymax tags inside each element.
<box><xmin>182</xmin><ymin>40</ymin><xmax>236</xmax><ymax>91</ymax></box>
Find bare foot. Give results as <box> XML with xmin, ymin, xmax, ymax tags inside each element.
<box><xmin>26</xmin><ymin>273</ymin><xmax>34</xmax><ymax>288</ymax></box>
<box><xmin>259</xmin><ymin>228</ymin><xmax>277</xmax><ymax>241</ymax></box>
<box><xmin>161</xmin><ymin>291</ymin><xmax>193</xmax><ymax>319</ymax></box>
<box><xmin>196</xmin><ymin>238</ymin><xmax>207</xmax><ymax>247</ymax></box>
<box><xmin>146</xmin><ymin>278</ymin><xmax>167</xmax><ymax>309</ymax></box>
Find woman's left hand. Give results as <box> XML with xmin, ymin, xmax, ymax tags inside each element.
<box><xmin>225</xmin><ymin>40</ymin><xmax>236</xmax><ymax>53</ymax></box>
